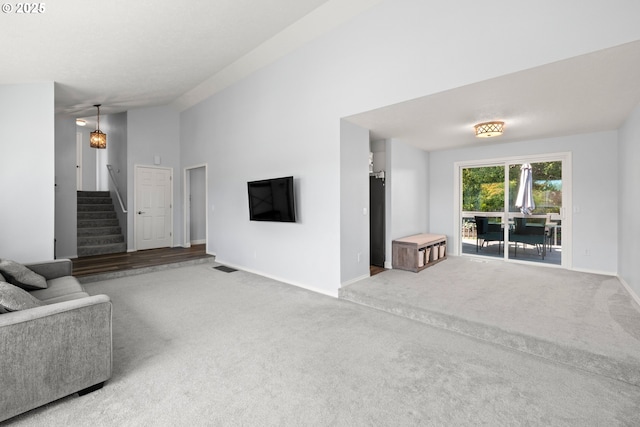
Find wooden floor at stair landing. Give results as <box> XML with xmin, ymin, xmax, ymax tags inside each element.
<box><xmin>71</xmin><ymin>244</ymin><xmax>212</xmax><ymax>278</ymax></box>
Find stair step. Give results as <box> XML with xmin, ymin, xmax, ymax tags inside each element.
<box><xmin>77</xmin><ymin>191</ymin><xmax>110</xmax><ymax>198</ymax></box>
<box><xmin>77</xmin><ymin>191</ymin><xmax>126</xmax><ymax>254</ymax></box>
<box><xmin>78</xmin><ymin>197</ymin><xmax>113</xmax><ymax>205</ymax></box>
<box><xmin>78</xmin><ymin>234</ymin><xmax>125</xmax><ymax>246</ymax></box>
<box><xmin>78</xmin><ymin>211</ymin><xmax>117</xmax><ymax>220</ymax></box>
<box><xmin>77</xmin><ymin>226</ymin><xmax>122</xmax><ymax>237</ymax></box>
<box><xmin>77</xmin><ymin>243</ymin><xmax>127</xmax><ymax>257</ymax></box>
<box><xmin>78</xmin><ymin>219</ymin><xmax>120</xmax><ymax>228</ymax></box>
<box><xmin>78</xmin><ymin>204</ymin><xmax>115</xmax><ymax>212</ymax></box>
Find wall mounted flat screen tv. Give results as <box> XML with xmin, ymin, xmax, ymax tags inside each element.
<box><xmin>247</xmin><ymin>176</ymin><xmax>296</xmax><ymax>222</ymax></box>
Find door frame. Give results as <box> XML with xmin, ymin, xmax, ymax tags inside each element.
<box><xmin>76</xmin><ymin>132</ymin><xmax>82</xmax><ymax>190</ymax></box>
<box><xmin>453</xmin><ymin>151</ymin><xmax>572</xmax><ymax>268</ymax></box>
<box><xmin>134</xmin><ymin>164</ymin><xmax>174</xmax><ymax>251</ymax></box>
<box><xmin>183</xmin><ymin>164</ymin><xmax>208</xmax><ymax>251</ymax></box>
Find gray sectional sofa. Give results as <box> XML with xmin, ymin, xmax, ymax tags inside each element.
<box><xmin>0</xmin><ymin>259</ymin><xmax>112</xmax><ymax>422</ymax></box>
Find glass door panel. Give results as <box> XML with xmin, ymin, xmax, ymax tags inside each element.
<box><xmin>506</xmin><ymin>161</ymin><xmax>562</xmax><ymax>265</ymax></box>
<box><xmin>461</xmin><ymin>165</ymin><xmax>505</xmax><ymax>259</ymax></box>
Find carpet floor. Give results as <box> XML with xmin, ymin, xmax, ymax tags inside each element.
<box><xmin>5</xmin><ymin>262</ymin><xmax>640</xmax><ymax>426</ymax></box>
<box><xmin>340</xmin><ymin>256</ymin><xmax>640</xmax><ymax>386</ymax></box>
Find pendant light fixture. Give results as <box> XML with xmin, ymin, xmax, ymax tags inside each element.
<box><xmin>90</xmin><ymin>104</ymin><xmax>107</xmax><ymax>149</ymax></box>
<box><xmin>474</xmin><ymin>121</ymin><xmax>505</xmax><ymax>138</ymax></box>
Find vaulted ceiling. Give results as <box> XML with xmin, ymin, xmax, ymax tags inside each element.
<box><xmin>2</xmin><ymin>1</ymin><xmax>640</xmax><ymax>152</ymax></box>
<box><xmin>1</xmin><ymin>0</ymin><xmax>366</xmax><ymax>116</ymax></box>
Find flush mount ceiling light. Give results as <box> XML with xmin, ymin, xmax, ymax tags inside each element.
<box><xmin>474</xmin><ymin>121</ymin><xmax>505</xmax><ymax>138</ymax></box>
<box><xmin>89</xmin><ymin>104</ymin><xmax>106</xmax><ymax>149</ymax></box>
<box><xmin>75</xmin><ymin>119</ymin><xmax>87</xmax><ymax>126</ymax></box>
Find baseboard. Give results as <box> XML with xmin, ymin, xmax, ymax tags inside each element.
<box><xmin>214</xmin><ymin>258</ymin><xmax>339</xmax><ymax>298</ymax></box>
<box><xmin>190</xmin><ymin>239</ymin><xmax>206</xmax><ymax>245</ymax></box>
<box><xmin>384</xmin><ymin>261</ymin><xmax>393</xmax><ymax>269</ymax></box>
<box><xmin>341</xmin><ymin>274</ymin><xmax>370</xmax><ymax>288</ymax></box>
<box><xmin>618</xmin><ymin>275</ymin><xmax>640</xmax><ymax>309</ymax></box>
<box><xmin>571</xmin><ymin>266</ymin><xmax>617</xmax><ymax>276</ymax></box>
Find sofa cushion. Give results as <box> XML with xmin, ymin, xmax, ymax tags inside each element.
<box><xmin>0</xmin><ymin>281</ymin><xmax>43</xmax><ymax>313</ymax></box>
<box><xmin>40</xmin><ymin>292</ymin><xmax>91</xmax><ymax>305</ymax></box>
<box><xmin>0</xmin><ymin>259</ymin><xmax>47</xmax><ymax>290</ymax></box>
<box><xmin>29</xmin><ymin>276</ymin><xmax>85</xmax><ymax>302</ymax></box>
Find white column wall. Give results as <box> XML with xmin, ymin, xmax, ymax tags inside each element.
<box><xmin>340</xmin><ymin>119</ymin><xmax>370</xmax><ymax>285</ymax></box>
<box><xmin>0</xmin><ymin>83</ymin><xmax>55</xmax><ymax>262</ymax></box>
<box><xmin>127</xmin><ymin>106</ymin><xmax>181</xmax><ymax>250</ymax></box>
<box><xmin>54</xmin><ymin>115</ymin><xmax>78</xmax><ymax>259</ymax></box>
<box><xmin>618</xmin><ymin>104</ymin><xmax>640</xmax><ymax>299</ymax></box>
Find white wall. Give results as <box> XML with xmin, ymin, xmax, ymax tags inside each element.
<box><xmin>103</xmin><ymin>112</ymin><xmax>128</xmax><ymax>243</ymax></box>
<box><xmin>340</xmin><ymin>119</ymin><xmax>370</xmax><ymax>284</ymax></box>
<box><xmin>618</xmin><ymin>104</ymin><xmax>640</xmax><ymax>297</ymax></box>
<box><xmin>387</xmin><ymin>138</ymin><xmax>430</xmax><ymax>245</ymax></box>
<box><xmin>54</xmin><ymin>115</ymin><xmax>78</xmax><ymax>258</ymax></box>
<box><xmin>0</xmin><ymin>83</ymin><xmax>55</xmax><ymax>262</ymax></box>
<box><xmin>178</xmin><ymin>0</ymin><xmax>640</xmax><ymax>295</ymax></box>
<box><xmin>429</xmin><ymin>131</ymin><xmax>619</xmax><ymax>274</ymax></box>
<box><xmin>127</xmin><ymin>106</ymin><xmax>181</xmax><ymax>250</ymax></box>
<box><xmin>79</xmin><ymin>127</ymin><xmax>97</xmax><ymax>191</ymax></box>
<box><xmin>189</xmin><ymin>166</ymin><xmax>207</xmax><ymax>243</ymax></box>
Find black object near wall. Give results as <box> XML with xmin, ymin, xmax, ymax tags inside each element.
<box><xmin>247</xmin><ymin>176</ymin><xmax>296</xmax><ymax>222</ymax></box>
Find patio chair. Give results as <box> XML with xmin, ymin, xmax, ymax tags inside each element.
<box><xmin>475</xmin><ymin>216</ymin><xmax>504</xmax><ymax>253</ymax></box>
<box><xmin>510</xmin><ymin>217</ymin><xmax>546</xmax><ymax>259</ymax></box>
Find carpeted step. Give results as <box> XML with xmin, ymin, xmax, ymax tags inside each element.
<box><xmin>78</xmin><ymin>204</ymin><xmax>116</xmax><ymax>212</ymax></box>
<box><xmin>77</xmin><ymin>191</ymin><xmax>127</xmax><ymax>255</ymax></box>
<box><xmin>77</xmin><ymin>242</ymin><xmax>127</xmax><ymax>257</ymax></box>
<box><xmin>77</xmin><ymin>191</ymin><xmax>110</xmax><ymax>198</ymax></box>
<box><xmin>78</xmin><ymin>218</ymin><xmax>120</xmax><ymax>228</ymax></box>
<box><xmin>77</xmin><ymin>226</ymin><xmax>122</xmax><ymax>237</ymax></box>
<box><xmin>339</xmin><ymin>284</ymin><xmax>640</xmax><ymax>387</ymax></box>
<box><xmin>78</xmin><ymin>197</ymin><xmax>114</xmax><ymax>205</ymax></box>
<box><xmin>78</xmin><ymin>234</ymin><xmax>125</xmax><ymax>246</ymax></box>
<box><xmin>78</xmin><ymin>257</ymin><xmax>216</xmax><ymax>283</ymax></box>
<box><xmin>77</xmin><ymin>211</ymin><xmax>118</xmax><ymax>220</ymax></box>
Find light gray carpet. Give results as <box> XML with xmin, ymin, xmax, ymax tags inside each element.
<box><xmin>341</xmin><ymin>256</ymin><xmax>640</xmax><ymax>386</ymax></box>
<box><xmin>6</xmin><ymin>263</ymin><xmax>640</xmax><ymax>426</ymax></box>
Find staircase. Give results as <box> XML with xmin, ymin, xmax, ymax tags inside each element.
<box><xmin>77</xmin><ymin>191</ymin><xmax>126</xmax><ymax>257</ymax></box>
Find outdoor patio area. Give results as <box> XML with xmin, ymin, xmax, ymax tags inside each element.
<box><xmin>461</xmin><ymin>236</ymin><xmax>562</xmax><ymax>265</ymax></box>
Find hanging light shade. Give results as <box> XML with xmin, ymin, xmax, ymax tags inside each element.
<box><xmin>474</xmin><ymin>121</ymin><xmax>505</xmax><ymax>138</ymax></box>
<box><xmin>90</xmin><ymin>104</ymin><xmax>107</xmax><ymax>149</ymax></box>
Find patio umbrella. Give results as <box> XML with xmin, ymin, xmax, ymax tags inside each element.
<box><xmin>515</xmin><ymin>163</ymin><xmax>535</xmax><ymax>215</ymax></box>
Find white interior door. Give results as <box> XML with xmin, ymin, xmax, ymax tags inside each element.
<box><xmin>135</xmin><ymin>166</ymin><xmax>173</xmax><ymax>250</ymax></box>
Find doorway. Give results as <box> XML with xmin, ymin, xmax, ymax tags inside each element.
<box><xmin>455</xmin><ymin>152</ymin><xmax>571</xmax><ymax>267</ymax></box>
<box><xmin>184</xmin><ymin>165</ymin><xmax>207</xmax><ymax>250</ymax></box>
<box><xmin>370</xmin><ymin>175</ymin><xmax>385</xmax><ymax>271</ymax></box>
<box><xmin>135</xmin><ymin>165</ymin><xmax>173</xmax><ymax>250</ymax></box>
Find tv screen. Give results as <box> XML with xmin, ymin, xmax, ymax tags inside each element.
<box><xmin>247</xmin><ymin>176</ymin><xmax>296</xmax><ymax>222</ymax></box>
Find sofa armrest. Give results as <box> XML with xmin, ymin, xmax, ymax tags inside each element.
<box><xmin>0</xmin><ymin>294</ymin><xmax>112</xmax><ymax>422</ymax></box>
<box><xmin>25</xmin><ymin>259</ymin><xmax>73</xmax><ymax>280</ymax></box>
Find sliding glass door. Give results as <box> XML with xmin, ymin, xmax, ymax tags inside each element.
<box><xmin>458</xmin><ymin>154</ymin><xmax>569</xmax><ymax>267</ymax></box>
<box><xmin>461</xmin><ymin>165</ymin><xmax>505</xmax><ymax>258</ymax></box>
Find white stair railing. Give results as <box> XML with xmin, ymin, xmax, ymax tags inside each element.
<box><xmin>106</xmin><ymin>164</ymin><xmax>128</xmax><ymax>213</ymax></box>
